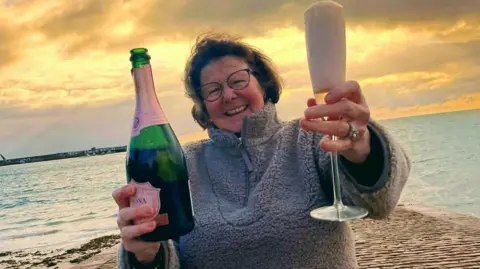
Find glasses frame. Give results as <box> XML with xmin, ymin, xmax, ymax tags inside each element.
<box><xmin>199</xmin><ymin>68</ymin><xmax>254</xmax><ymax>102</ymax></box>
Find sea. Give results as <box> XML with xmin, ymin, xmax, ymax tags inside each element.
<box><xmin>1</xmin><ymin>109</ymin><xmax>479</xmax><ymax>253</ymax></box>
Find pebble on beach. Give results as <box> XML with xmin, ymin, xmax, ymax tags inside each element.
<box><xmin>0</xmin><ymin>234</ymin><xmax>121</xmax><ymax>269</ymax></box>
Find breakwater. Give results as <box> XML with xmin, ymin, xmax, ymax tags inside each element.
<box><xmin>0</xmin><ymin>146</ymin><xmax>127</xmax><ymax>167</ymax></box>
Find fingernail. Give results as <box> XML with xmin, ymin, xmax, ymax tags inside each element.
<box><xmin>325</xmin><ymin>93</ymin><xmax>333</xmax><ymax>102</ymax></box>
<box><xmin>144</xmin><ymin>206</ymin><xmax>154</xmax><ymax>215</ymax></box>
<box><xmin>125</xmin><ymin>185</ymin><xmax>133</xmax><ymax>193</ymax></box>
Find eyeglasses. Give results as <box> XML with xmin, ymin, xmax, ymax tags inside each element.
<box><xmin>200</xmin><ymin>68</ymin><xmax>254</xmax><ymax>102</ymax></box>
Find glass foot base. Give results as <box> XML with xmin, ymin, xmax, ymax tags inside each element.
<box><xmin>310</xmin><ymin>204</ymin><xmax>368</xmax><ymax>222</ymax></box>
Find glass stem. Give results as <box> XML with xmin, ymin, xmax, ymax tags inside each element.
<box><xmin>329</xmin><ymin>135</ymin><xmax>343</xmax><ymax>208</ymax></box>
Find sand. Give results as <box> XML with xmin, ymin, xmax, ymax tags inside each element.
<box><xmin>353</xmin><ymin>204</ymin><xmax>480</xmax><ymax>268</ymax></box>
<box><xmin>2</xmin><ymin>204</ymin><xmax>480</xmax><ymax>269</ymax></box>
<box><xmin>0</xmin><ymin>235</ymin><xmax>120</xmax><ymax>269</ymax></box>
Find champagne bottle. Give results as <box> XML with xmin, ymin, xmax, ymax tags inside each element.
<box><xmin>126</xmin><ymin>48</ymin><xmax>194</xmax><ymax>241</ymax></box>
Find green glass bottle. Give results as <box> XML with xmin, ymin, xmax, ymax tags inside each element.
<box><xmin>126</xmin><ymin>48</ymin><xmax>194</xmax><ymax>241</ymax></box>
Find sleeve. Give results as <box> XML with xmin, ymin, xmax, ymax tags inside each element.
<box><xmin>315</xmin><ymin>119</ymin><xmax>412</xmax><ymax>219</ymax></box>
<box><xmin>116</xmin><ymin>240</ymin><xmax>181</xmax><ymax>269</ymax></box>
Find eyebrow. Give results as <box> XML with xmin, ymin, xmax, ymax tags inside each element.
<box><xmin>200</xmin><ymin>81</ymin><xmax>220</xmax><ymax>88</ymax></box>
<box><xmin>200</xmin><ymin>66</ymin><xmax>247</xmax><ymax>87</ymax></box>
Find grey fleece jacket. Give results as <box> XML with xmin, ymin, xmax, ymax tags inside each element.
<box><xmin>118</xmin><ymin>102</ymin><xmax>411</xmax><ymax>269</ymax></box>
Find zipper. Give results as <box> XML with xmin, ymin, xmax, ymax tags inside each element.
<box><xmin>237</xmin><ymin>139</ymin><xmax>254</xmax><ymax>206</ymax></box>
<box><xmin>237</xmin><ymin>140</ymin><xmax>254</xmax><ymax>172</ymax></box>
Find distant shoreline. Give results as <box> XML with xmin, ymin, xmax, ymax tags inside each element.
<box><xmin>0</xmin><ymin>146</ymin><xmax>127</xmax><ymax>167</ymax></box>
<box><xmin>2</xmin><ymin>108</ymin><xmax>479</xmax><ymax>168</ymax></box>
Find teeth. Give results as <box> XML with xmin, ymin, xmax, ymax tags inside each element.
<box><xmin>227</xmin><ymin>106</ymin><xmax>246</xmax><ymax>115</ymax></box>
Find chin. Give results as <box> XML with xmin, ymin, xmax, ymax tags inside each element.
<box><xmin>227</xmin><ymin>123</ymin><xmax>244</xmax><ymax>134</ymax></box>
<box><xmin>215</xmin><ymin>110</ymin><xmax>253</xmax><ymax>133</ymax></box>
<box><xmin>220</xmin><ymin>121</ymin><xmax>244</xmax><ymax>134</ymax></box>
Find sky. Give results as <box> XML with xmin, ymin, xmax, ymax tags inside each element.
<box><xmin>1</xmin><ymin>0</ymin><xmax>479</xmax><ymax>159</ymax></box>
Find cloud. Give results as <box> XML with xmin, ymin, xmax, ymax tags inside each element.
<box><xmin>1</xmin><ymin>0</ymin><xmax>480</xmax><ymax>159</ymax></box>
<box><xmin>34</xmin><ymin>0</ymin><xmax>149</xmax><ymax>56</ymax></box>
<box><xmin>2</xmin><ymin>21</ymin><xmax>478</xmax><ymax>114</ymax></box>
<box><xmin>335</xmin><ymin>0</ymin><xmax>480</xmax><ymax>27</ymax></box>
<box><xmin>139</xmin><ymin>0</ymin><xmax>480</xmax><ymax>37</ymax></box>
<box><xmin>2</xmin><ymin>0</ymin><xmax>478</xmax><ymax>60</ymax></box>
<box><xmin>0</xmin><ymin>98</ymin><xmax>201</xmax><ymax>158</ymax></box>
<box><xmin>278</xmin><ymin>65</ymin><xmax>480</xmax><ymax>116</ymax></box>
<box><xmin>370</xmin><ymin>92</ymin><xmax>480</xmax><ymax>120</ymax></box>
<box><xmin>0</xmin><ymin>23</ymin><xmax>24</xmax><ymax>68</ymax></box>
<box><xmin>241</xmin><ymin>26</ymin><xmax>480</xmax><ymax>112</ymax></box>
<box><xmin>349</xmin><ymin>40</ymin><xmax>480</xmax><ymax>79</ymax></box>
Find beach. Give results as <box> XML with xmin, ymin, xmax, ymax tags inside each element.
<box><xmin>353</xmin><ymin>204</ymin><xmax>480</xmax><ymax>268</ymax></box>
<box><xmin>0</xmin><ymin>235</ymin><xmax>120</xmax><ymax>269</ymax></box>
<box><xmin>2</xmin><ymin>203</ymin><xmax>479</xmax><ymax>268</ymax></box>
<box><xmin>1</xmin><ymin>110</ymin><xmax>480</xmax><ymax>268</ymax></box>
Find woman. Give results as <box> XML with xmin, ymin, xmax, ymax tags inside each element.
<box><xmin>113</xmin><ymin>33</ymin><xmax>411</xmax><ymax>269</ymax></box>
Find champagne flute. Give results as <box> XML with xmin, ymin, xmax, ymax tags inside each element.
<box><xmin>304</xmin><ymin>0</ymin><xmax>369</xmax><ymax>222</ymax></box>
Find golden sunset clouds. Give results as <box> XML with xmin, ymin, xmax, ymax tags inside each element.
<box><xmin>1</xmin><ymin>0</ymin><xmax>479</xmax><ymax>157</ymax></box>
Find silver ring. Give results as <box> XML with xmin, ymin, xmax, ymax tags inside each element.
<box><xmin>346</xmin><ymin>121</ymin><xmax>360</xmax><ymax>141</ymax></box>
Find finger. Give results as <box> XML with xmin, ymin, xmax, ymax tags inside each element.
<box><xmin>301</xmin><ymin>119</ymin><xmax>353</xmax><ymax>138</ymax></box>
<box><xmin>112</xmin><ymin>185</ymin><xmax>136</xmax><ymax>209</ymax></box>
<box><xmin>122</xmin><ymin>240</ymin><xmax>161</xmax><ymax>254</ymax></box>
<box><xmin>319</xmin><ymin>135</ymin><xmax>353</xmax><ymax>153</ymax></box>
<box><xmin>117</xmin><ymin>205</ymin><xmax>155</xmax><ymax>228</ymax></box>
<box><xmin>325</xmin><ymin>80</ymin><xmax>364</xmax><ymax>105</ymax></box>
<box><xmin>307</xmin><ymin>97</ymin><xmax>316</xmax><ymax>108</ymax></box>
<box><xmin>301</xmin><ymin>119</ymin><xmax>367</xmax><ymax>138</ymax></box>
<box><xmin>121</xmin><ymin>221</ymin><xmax>157</xmax><ymax>241</ymax></box>
<box><xmin>308</xmin><ymin>97</ymin><xmax>341</xmax><ymax>121</ymax></box>
<box><xmin>304</xmin><ymin>99</ymin><xmax>370</xmax><ymax>122</ymax></box>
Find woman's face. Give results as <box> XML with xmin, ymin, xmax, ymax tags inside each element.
<box><xmin>200</xmin><ymin>56</ymin><xmax>265</xmax><ymax>133</ymax></box>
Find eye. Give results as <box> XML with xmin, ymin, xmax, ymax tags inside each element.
<box><xmin>231</xmin><ymin>79</ymin><xmax>246</xmax><ymax>84</ymax></box>
<box><xmin>228</xmin><ymin>69</ymin><xmax>250</xmax><ymax>87</ymax></box>
<box><xmin>209</xmin><ymin>88</ymin><xmax>221</xmax><ymax>95</ymax></box>
<box><xmin>202</xmin><ymin>84</ymin><xmax>221</xmax><ymax>95</ymax></box>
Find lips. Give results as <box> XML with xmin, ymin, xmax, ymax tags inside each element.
<box><xmin>225</xmin><ymin>105</ymin><xmax>248</xmax><ymax>116</ymax></box>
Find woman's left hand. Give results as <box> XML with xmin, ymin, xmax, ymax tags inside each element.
<box><xmin>300</xmin><ymin>80</ymin><xmax>371</xmax><ymax>164</ymax></box>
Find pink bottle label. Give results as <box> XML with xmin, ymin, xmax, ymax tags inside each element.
<box><xmin>131</xmin><ymin>64</ymin><xmax>168</xmax><ymax>137</ymax></box>
<box><xmin>129</xmin><ymin>180</ymin><xmax>161</xmax><ymax>224</ymax></box>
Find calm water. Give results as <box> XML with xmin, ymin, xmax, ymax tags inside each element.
<box><xmin>1</xmin><ymin>109</ymin><xmax>479</xmax><ymax>252</ymax></box>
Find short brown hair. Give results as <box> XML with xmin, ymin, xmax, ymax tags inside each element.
<box><xmin>183</xmin><ymin>33</ymin><xmax>283</xmax><ymax>129</ymax></box>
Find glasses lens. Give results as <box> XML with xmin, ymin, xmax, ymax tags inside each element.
<box><xmin>201</xmin><ymin>83</ymin><xmax>222</xmax><ymax>101</ymax></box>
<box><xmin>228</xmin><ymin>70</ymin><xmax>250</xmax><ymax>90</ymax></box>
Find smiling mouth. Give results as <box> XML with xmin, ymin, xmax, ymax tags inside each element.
<box><xmin>225</xmin><ymin>105</ymin><xmax>248</xmax><ymax>116</ymax></box>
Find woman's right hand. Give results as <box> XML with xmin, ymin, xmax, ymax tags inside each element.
<box><xmin>112</xmin><ymin>184</ymin><xmax>162</xmax><ymax>264</ymax></box>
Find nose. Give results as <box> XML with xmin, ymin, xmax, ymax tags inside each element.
<box><xmin>222</xmin><ymin>85</ymin><xmax>237</xmax><ymax>102</ymax></box>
